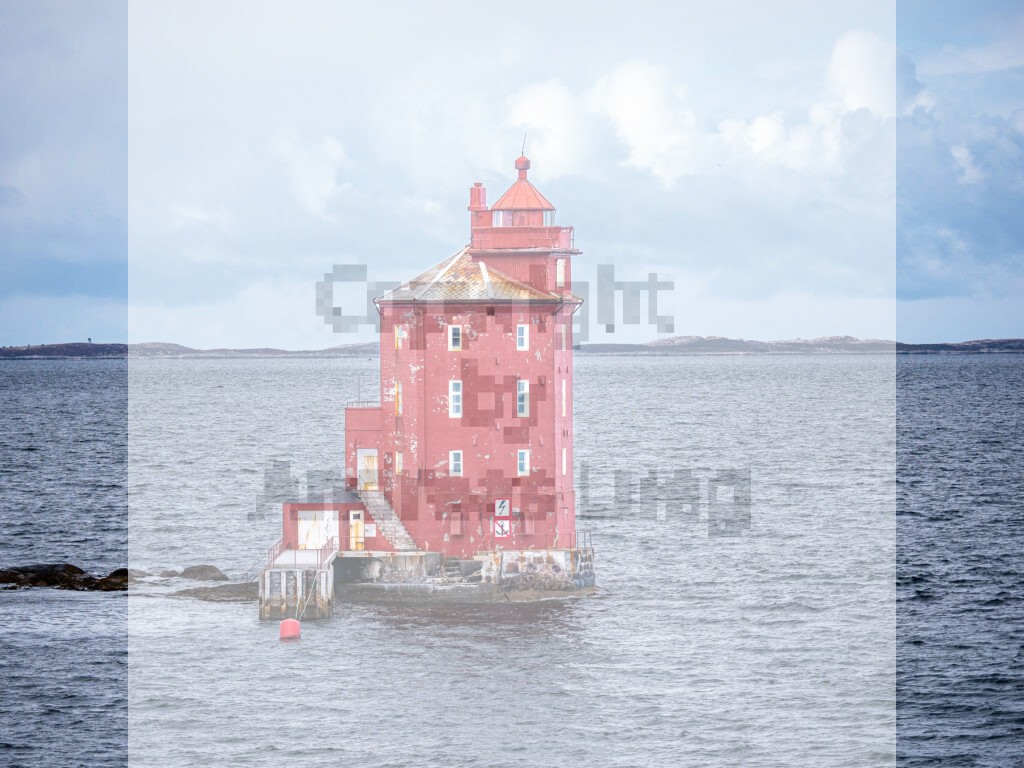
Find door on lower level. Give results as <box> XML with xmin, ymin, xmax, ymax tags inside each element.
<box><xmin>349</xmin><ymin>510</ymin><xmax>365</xmax><ymax>551</ymax></box>
<box><xmin>297</xmin><ymin>509</ymin><xmax>339</xmax><ymax>550</ymax></box>
<box><xmin>356</xmin><ymin>449</ymin><xmax>378</xmax><ymax>491</ymax></box>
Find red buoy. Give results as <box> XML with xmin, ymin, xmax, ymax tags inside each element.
<box><xmin>279</xmin><ymin>618</ymin><xmax>301</xmax><ymax>641</ymax></box>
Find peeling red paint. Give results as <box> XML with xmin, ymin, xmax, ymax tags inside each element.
<box><xmin>344</xmin><ymin>156</ymin><xmax>581</xmax><ymax>558</ymax></box>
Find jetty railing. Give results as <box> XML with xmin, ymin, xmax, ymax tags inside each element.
<box><xmin>242</xmin><ymin>536</ymin><xmax>285</xmax><ymax>583</ymax></box>
<box><xmin>317</xmin><ymin>536</ymin><xmax>339</xmax><ymax>570</ymax></box>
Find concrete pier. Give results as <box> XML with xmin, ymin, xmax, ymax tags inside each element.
<box><xmin>257</xmin><ymin>546</ymin><xmax>595</xmax><ymax>618</ymax></box>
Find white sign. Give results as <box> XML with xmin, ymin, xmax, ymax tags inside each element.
<box><xmin>495</xmin><ymin>499</ymin><xmax>511</xmax><ymax>518</ymax></box>
<box><xmin>364</xmin><ymin>523</ymin><xmax>377</xmax><ymax>538</ymax></box>
<box><xmin>493</xmin><ymin>518</ymin><xmax>511</xmax><ymax>538</ymax></box>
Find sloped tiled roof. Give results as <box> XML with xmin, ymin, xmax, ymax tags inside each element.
<box><xmin>377</xmin><ymin>247</ymin><xmax>562</xmax><ymax>304</ymax></box>
<box><xmin>490</xmin><ymin>179</ymin><xmax>555</xmax><ymax>211</ymax></box>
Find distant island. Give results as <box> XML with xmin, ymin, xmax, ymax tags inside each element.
<box><xmin>1</xmin><ymin>336</ymin><xmax>1022</xmax><ymax>359</ymax></box>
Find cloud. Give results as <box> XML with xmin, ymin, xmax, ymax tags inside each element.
<box><xmin>918</xmin><ymin>14</ymin><xmax>1024</xmax><ymax>75</ymax></box>
<box><xmin>588</xmin><ymin>60</ymin><xmax>702</xmax><ymax>184</ymax></box>
<box><xmin>950</xmin><ymin>144</ymin><xmax>984</xmax><ymax>184</ymax></box>
<box><xmin>278</xmin><ymin>135</ymin><xmax>351</xmax><ymax>219</ymax></box>
<box><xmin>827</xmin><ymin>29</ymin><xmax>929</xmax><ymax>118</ymax></box>
<box><xmin>505</xmin><ymin>79</ymin><xmax>595</xmax><ymax>180</ymax></box>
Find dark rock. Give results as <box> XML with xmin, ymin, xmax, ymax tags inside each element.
<box><xmin>0</xmin><ymin>563</ymin><xmax>127</xmax><ymax>591</ymax></box>
<box><xmin>95</xmin><ymin>568</ymin><xmax>130</xmax><ymax>591</ymax></box>
<box><xmin>180</xmin><ymin>564</ymin><xmax>229</xmax><ymax>581</ymax></box>
<box><xmin>173</xmin><ymin>581</ymin><xmax>258</xmax><ymax>602</ymax></box>
<box><xmin>159</xmin><ymin>570</ymin><xmax>180</xmax><ymax>578</ymax></box>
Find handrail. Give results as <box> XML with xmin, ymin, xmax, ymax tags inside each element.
<box><xmin>243</xmin><ymin>536</ymin><xmax>285</xmax><ymax>583</ymax></box>
<box><xmin>317</xmin><ymin>536</ymin><xmax>339</xmax><ymax>570</ymax></box>
<box><xmin>267</xmin><ymin>537</ymin><xmax>285</xmax><ymax>568</ymax></box>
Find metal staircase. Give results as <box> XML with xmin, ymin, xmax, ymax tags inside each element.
<box><xmin>358</xmin><ymin>490</ymin><xmax>418</xmax><ymax>551</ymax></box>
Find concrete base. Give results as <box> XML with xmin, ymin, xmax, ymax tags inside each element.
<box><xmin>338</xmin><ymin>582</ymin><xmax>597</xmax><ymax>604</ymax></box>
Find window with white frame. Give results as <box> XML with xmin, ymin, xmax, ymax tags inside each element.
<box><xmin>394</xmin><ymin>324</ymin><xmax>403</xmax><ymax>350</ymax></box>
<box><xmin>448</xmin><ymin>324</ymin><xmax>462</xmax><ymax>351</ymax></box>
<box><xmin>395</xmin><ymin>381</ymin><xmax>402</xmax><ymax>415</ymax></box>
<box><xmin>449</xmin><ymin>380</ymin><xmax>462</xmax><ymax>417</ymax></box>
<box><xmin>558</xmin><ymin>323</ymin><xmax>566</xmax><ymax>350</ymax></box>
<box><xmin>517</xmin><ymin>449</ymin><xmax>530</xmax><ymax>476</ymax></box>
<box><xmin>449</xmin><ymin>450</ymin><xmax>463</xmax><ymax>477</ymax></box>
<box><xmin>556</xmin><ymin>258</ymin><xmax>566</xmax><ymax>289</ymax></box>
<box><xmin>543</xmin><ymin>210</ymin><xmax>555</xmax><ymax>226</ymax></box>
<box><xmin>517</xmin><ymin>379</ymin><xmax>529</xmax><ymax>417</ymax></box>
<box><xmin>493</xmin><ymin>210</ymin><xmax>511</xmax><ymax>227</ymax></box>
<box><xmin>395</xmin><ymin>451</ymin><xmax>403</xmax><ymax>474</ymax></box>
<box><xmin>516</xmin><ymin>324</ymin><xmax>529</xmax><ymax>351</ymax></box>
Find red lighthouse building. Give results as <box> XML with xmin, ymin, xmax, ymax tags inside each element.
<box><xmin>345</xmin><ymin>155</ymin><xmax>581</xmax><ymax>557</ymax></box>
<box><xmin>259</xmin><ymin>156</ymin><xmax>592</xmax><ymax>617</ymax></box>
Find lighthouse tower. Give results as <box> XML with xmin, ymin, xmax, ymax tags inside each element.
<box><xmin>344</xmin><ymin>155</ymin><xmax>582</xmax><ymax>557</ymax></box>
<box><xmin>257</xmin><ymin>156</ymin><xmax>592</xmax><ymax>618</ymax></box>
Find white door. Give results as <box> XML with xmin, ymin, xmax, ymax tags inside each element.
<box><xmin>297</xmin><ymin>509</ymin><xmax>339</xmax><ymax>550</ymax></box>
<box><xmin>357</xmin><ymin>449</ymin><xmax>378</xmax><ymax>490</ymax></box>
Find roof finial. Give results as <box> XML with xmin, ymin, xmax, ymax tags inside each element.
<box><xmin>515</xmin><ymin>135</ymin><xmax>531</xmax><ymax>180</ymax></box>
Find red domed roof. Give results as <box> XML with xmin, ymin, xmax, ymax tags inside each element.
<box><xmin>491</xmin><ymin>155</ymin><xmax>555</xmax><ymax>211</ymax></box>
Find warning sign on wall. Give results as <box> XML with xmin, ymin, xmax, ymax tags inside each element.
<box><xmin>493</xmin><ymin>518</ymin><xmax>511</xmax><ymax>538</ymax></box>
<box><xmin>495</xmin><ymin>499</ymin><xmax>510</xmax><ymax>518</ymax></box>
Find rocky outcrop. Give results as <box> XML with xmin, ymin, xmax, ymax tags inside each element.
<box><xmin>179</xmin><ymin>564</ymin><xmax>229</xmax><ymax>581</ymax></box>
<box><xmin>0</xmin><ymin>563</ymin><xmax>128</xmax><ymax>591</ymax></box>
<box><xmin>173</xmin><ymin>581</ymin><xmax>258</xmax><ymax>602</ymax></box>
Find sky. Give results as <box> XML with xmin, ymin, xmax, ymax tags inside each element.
<box><xmin>0</xmin><ymin>1</ymin><xmax>1021</xmax><ymax>346</ymax></box>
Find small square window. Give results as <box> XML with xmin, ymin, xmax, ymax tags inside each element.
<box><xmin>448</xmin><ymin>325</ymin><xmax>462</xmax><ymax>350</ymax></box>
<box><xmin>517</xmin><ymin>449</ymin><xmax>530</xmax><ymax>476</ymax></box>
<box><xmin>516</xmin><ymin>324</ymin><xmax>529</xmax><ymax>351</ymax></box>
<box><xmin>449</xmin><ymin>450</ymin><xmax>463</xmax><ymax>477</ymax></box>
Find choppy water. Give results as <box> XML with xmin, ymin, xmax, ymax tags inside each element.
<box><xmin>2</xmin><ymin>355</ymin><xmax>1020</xmax><ymax>766</ymax></box>
<box><xmin>127</xmin><ymin>355</ymin><xmax>896</xmax><ymax>767</ymax></box>
<box><xmin>896</xmin><ymin>355</ymin><xmax>1024</xmax><ymax>766</ymax></box>
<box><xmin>0</xmin><ymin>360</ymin><xmax>127</xmax><ymax>767</ymax></box>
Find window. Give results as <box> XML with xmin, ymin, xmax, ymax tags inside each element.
<box><xmin>449</xmin><ymin>380</ymin><xmax>462</xmax><ymax>417</ymax></box>
<box><xmin>516</xmin><ymin>324</ymin><xmax>529</xmax><ymax>351</ymax></box>
<box><xmin>517</xmin><ymin>449</ymin><xmax>530</xmax><ymax>477</ymax></box>
<box><xmin>394</xmin><ymin>324</ymin><xmax>403</xmax><ymax>350</ymax></box>
<box><xmin>395</xmin><ymin>451</ymin><xmax>403</xmax><ymax>474</ymax></box>
<box><xmin>451</xmin><ymin>503</ymin><xmax>463</xmax><ymax>535</ymax></box>
<box><xmin>556</xmin><ymin>258</ymin><xmax>566</xmax><ymax>289</ymax></box>
<box><xmin>543</xmin><ymin>210</ymin><xmax>555</xmax><ymax>226</ymax></box>
<box><xmin>516</xmin><ymin>380</ymin><xmax>532</xmax><ymax>417</ymax></box>
<box><xmin>448</xmin><ymin>324</ymin><xmax>462</xmax><ymax>351</ymax></box>
<box><xmin>562</xmin><ymin>447</ymin><xmax>567</xmax><ymax>476</ymax></box>
<box><xmin>449</xmin><ymin>450</ymin><xmax>463</xmax><ymax>477</ymax></box>
<box><xmin>395</xmin><ymin>381</ymin><xmax>402</xmax><ymax>415</ymax></box>
<box><xmin>561</xmin><ymin>379</ymin><xmax>566</xmax><ymax>417</ymax></box>
<box><xmin>493</xmin><ymin>210</ymin><xmax>510</xmax><ymax>227</ymax></box>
